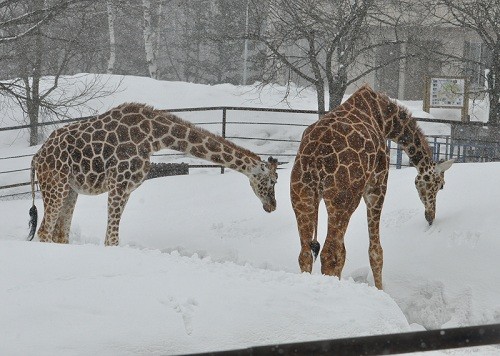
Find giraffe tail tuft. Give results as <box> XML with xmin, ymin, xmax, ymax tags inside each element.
<box><xmin>28</xmin><ymin>205</ymin><xmax>38</xmax><ymax>241</ymax></box>
<box><xmin>310</xmin><ymin>240</ymin><xmax>321</xmax><ymax>261</ymax></box>
<box><xmin>28</xmin><ymin>155</ymin><xmax>38</xmax><ymax>241</ymax></box>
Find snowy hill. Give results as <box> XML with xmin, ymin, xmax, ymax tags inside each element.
<box><xmin>0</xmin><ymin>75</ymin><xmax>498</xmax><ymax>355</ymax></box>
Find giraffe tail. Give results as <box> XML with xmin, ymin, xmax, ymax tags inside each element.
<box><xmin>310</xmin><ymin>197</ymin><xmax>321</xmax><ymax>261</ymax></box>
<box><xmin>28</xmin><ymin>155</ymin><xmax>38</xmax><ymax>241</ymax></box>
<box><xmin>310</xmin><ymin>240</ymin><xmax>320</xmax><ymax>261</ymax></box>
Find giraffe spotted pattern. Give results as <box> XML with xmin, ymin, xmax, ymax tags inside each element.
<box><xmin>28</xmin><ymin>103</ymin><xmax>278</xmax><ymax>246</ymax></box>
<box><xmin>290</xmin><ymin>84</ymin><xmax>453</xmax><ymax>289</ymax></box>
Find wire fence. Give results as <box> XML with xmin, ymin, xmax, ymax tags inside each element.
<box><xmin>1</xmin><ymin>106</ymin><xmax>499</xmax><ymax>200</ymax></box>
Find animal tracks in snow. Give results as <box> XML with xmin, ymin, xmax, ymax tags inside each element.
<box><xmin>210</xmin><ymin>218</ymin><xmax>262</xmax><ymax>241</ymax></box>
<box><xmin>161</xmin><ymin>297</ymin><xmax>199</xmax><ymax>335</ymax></box>
<box><xmin>381</xmin><ymin>209</ymin><xmax>419</xmax><ymax>229</ymax></box>
<box><xmin>446</xmin><ymin>230</ymin><xmax>481</xmax><ymax>248</ymax></box>
<box><xmin>390</xmin><ymin>279</ymin><xmax>479</xmax><ymax>330</ymax></box>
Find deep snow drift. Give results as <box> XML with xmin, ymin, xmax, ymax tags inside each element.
<box><xmin>0</xmin><ymin>75</ymin><xmax>498</xmax><ymax>355</ymax></box>
<box><xmin>2</xmin><ymin>163</ymin><xmax>500</xmax><ymax>355</ymax></box>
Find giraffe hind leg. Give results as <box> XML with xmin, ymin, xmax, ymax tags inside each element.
<box><xmin>321</xmin><ymin>189</ymin><xmax>363</xmax><ymax>279</ymax></box>
<box><xmin>37</xmin><ymin>182</ymin><xmax>71</xmax><ymax>243</ymax></box>
<box><xmin>52</xmin><ymin>189</ymin><xmax>78</xmax><ymax>244</ymax></box>
<box><xmin>363</xmin><ymin>176</ymin><xmax>388</xmax><ymax>289</ymax></box>
<box><xmin>291</xmin><ymin>188</ymin><xmax>320</xmax><ymax>273</ymax></box>
<box><xmin>105</xmin><ymin>186</ymin><xmax>131</xmax><ymax>246</ymax></box>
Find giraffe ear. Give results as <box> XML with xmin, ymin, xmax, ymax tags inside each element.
<box><xmin>267</xmin><ymin>156</ymin><xmax>278</xmax><ymax>168</ymax></box>
<box><xmin>436</xmin><ymin>159</ymin><xmax>454</xmax><ymax>174</ymax></box>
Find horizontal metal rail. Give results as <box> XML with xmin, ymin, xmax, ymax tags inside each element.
<box><xmin>0</xmin><ymin>167</ymin><xmax>30</xmax><ymax>174</ymax></box>
<box><xmin>186</xmin><ymin>323</ymin><xmax>500</xmax><ymax>356</ymax></box>
<box><xmin>1</xmin><ymin>106</ymin><xmax>498</xmax><ymax>199</ymax></box>
<box><xmin>0</xmin><ymin>106</ymin><xmax>489</xmax><ymax>133</ymax></box>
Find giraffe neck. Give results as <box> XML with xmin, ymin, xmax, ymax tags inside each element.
<box><xmin>150</xmin><ymin>113</ymin><xmax>263</xmax><ymax>176</ymax></box>
<box><xmin>347</xmin><ymin>86</ymin><xmax>434</xmax><ymax>172</ymax></box>
<box><xmin>385</xmin><ymin>101</ymin><xmax>434</xmax><ymax>172</ymax></box>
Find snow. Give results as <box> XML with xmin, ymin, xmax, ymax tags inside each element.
<box><xmin>0</xmin><ymin>75</ymin><xmax>498</xmax><ymax>355</ymax></box>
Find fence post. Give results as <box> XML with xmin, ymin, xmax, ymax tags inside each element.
<box><xmin>221</xmin><ymin>108</ymin><xmax>227</xmax><ymax>174</ymax></box>
<box><xmin>435</xmin><ymin>143</ymin><xmax>441</xmax><ymax>161</ymax></box>
<box><xmin>396</xmin><ymin>144</ymin><xmax>403</xmax><ymax>169</ymax></box>
<box><xmin>445</xmin><ymin>136</ymin><xmax>450</xmax><ymax>160</ymax></box>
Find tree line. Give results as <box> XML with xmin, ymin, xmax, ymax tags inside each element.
<box><xmin>0</xmin><ymin>0</ymin><xmax>498</xmax><ymax>145</ymax></box>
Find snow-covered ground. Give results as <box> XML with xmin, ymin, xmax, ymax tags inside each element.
<box><xmin>0</xmin><ymin>75</ymin><xmax>498</xmax><ymax>355</ymax></box>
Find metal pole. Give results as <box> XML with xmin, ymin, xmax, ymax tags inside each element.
<box><xmin>242</xmin><ymin>0</ymin><xmax>250</xmax><ymax>85</ymax></box>
<box><xmin>396</xmin><ymin>144</ymin><xmax>403</xmax><ymax>169</ymax></box>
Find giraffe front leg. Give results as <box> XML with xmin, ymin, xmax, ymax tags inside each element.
<box><xmin>320</xmin><ymin>211</ymin><xmax>349</xmax><ymax>278</ymax></box>
<box><xmin>291</xmin><ymin>188</ymin><xmax>320</xmax><ymax>274</ymax></box>
<box><xmin>105</xmin><ymin>186</ymin><xmax>131</xmax><ymax>246</ymax></box>
<box><xmin>363</xmin><ymin>171</ymin><xmax>388</xmax><ymax>290</ymax></box>
<box><xmin>364</xmin><ymin>197</ymin><xmax>386</xmax><ymax>290</ymax></box>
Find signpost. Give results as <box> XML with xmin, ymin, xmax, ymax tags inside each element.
<box><xmin>423</xmin><ymin>76</ymin><xmax>469</xmax><ymax>122</ymax></box>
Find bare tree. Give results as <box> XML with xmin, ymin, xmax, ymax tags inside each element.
<box><xmin>430</xmin><ymin>0</ymin><xmax>499</xmax><ymax>126</ymax></box>
<box><xmin>249</xmin><ymin>0</ymin><xmax>409</xmax><ymax>114</ymax></box>
<box><xmin>0</xmin><ymin>0</ymin><xmax>119</xmax><ymax>145</ymax></box>
<box><xmin>0</xmin><ymin>0</ymin><xmax>81</xmax><ymax>44</ymax></box>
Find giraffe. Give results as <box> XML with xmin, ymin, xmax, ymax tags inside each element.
<box><xmin>290</xmin><ymin>84</ymin><xmax>453</xmax><ymax>290</ymax></box>
<box><xmin>28</xmin><ymin>103</ymin><xmax>278</xmax><ymax>246</ymax></box>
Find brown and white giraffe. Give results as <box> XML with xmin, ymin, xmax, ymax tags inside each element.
<box><xmin>290</xmin><ymin>84</ymin><xmax>453</xmax><ymax>289</ymax></box>
<box><xmin>28</xmin><ymin>103</ymin><xmax>278</xmax><ymax>246</ymax></box>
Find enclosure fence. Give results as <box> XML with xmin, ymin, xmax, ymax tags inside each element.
<box><xmin>1</xmin><ymin>106</ymin><xmax>499</xmax><ymax>200</ymax></box>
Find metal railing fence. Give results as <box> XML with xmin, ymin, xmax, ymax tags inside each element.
<box><xmin>1</xmin><ymin>106</ymin><xmax>498</xmax><ymax>200</ymax></box>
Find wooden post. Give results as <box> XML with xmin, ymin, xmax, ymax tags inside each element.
<box><xmin>423</xmin><ymin>77</ymin><xmax>430</xmax><ymax>113</ymax></box>
<box><xmin>462</xmin><ymin>78</ymin><xmax>470</xmax><ymax>122</ymax></box>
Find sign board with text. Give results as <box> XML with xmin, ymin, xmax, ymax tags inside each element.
<box><xmin>423</xmin><ymin>77</ymin><xmax>469</xmax><ymax>122</ymax></box>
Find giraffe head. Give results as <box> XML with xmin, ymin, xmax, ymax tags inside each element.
<box><xmin>414</xmin><ymin>159</ymin><xmax>454</xmax><ymax>225</ymax></box>
<box><xmin>249</xmin><ymin>157</ymin><xmax>278</xmax><ymax>213</ymax></box>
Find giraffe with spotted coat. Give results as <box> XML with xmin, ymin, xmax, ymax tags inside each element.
<box><xmin>290</xmin><ymin>84</ymin><xmax>453</xmax><ymax>289</ymax></box>
<box><xmin>28</xmin><ymin>103</ymin><xmax>278</xmax><ymax>246</ymax></box>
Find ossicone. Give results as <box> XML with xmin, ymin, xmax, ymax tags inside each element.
<box><xmin>267</xmin><ymin>156</ymin><xmax>278</xmax><ymax>166</ymax></box>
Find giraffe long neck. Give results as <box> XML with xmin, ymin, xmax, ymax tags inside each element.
<box><xmin>385</xmin><ymin>103</ymin><xmax>434</xmax><ymax>172</ymax></box>
<box><xmin>150</xmin><ymin>113</ymin><xmax>262</xmax><ymax>176</ymax></box>
<box><xmin>348</xmin><ymin>87</ymin><xmax>434</xmax><ymax>172</ymax></box>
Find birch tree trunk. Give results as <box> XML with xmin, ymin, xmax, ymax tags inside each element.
<box><xmin>156</xmin><ymin>0</ymin><xmax>163</xmax><ymax>59</ymax></box>
<box><xmin>106</xmin><ymin>0</ymin><xmax>116</xmax><ymax>74</ymax></box>
<box><xmin>142</xmin><ymin>0</ymin><xmax>158</xmax><ymax>79</ymax></box>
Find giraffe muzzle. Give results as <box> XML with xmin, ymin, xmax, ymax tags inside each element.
<box><xmin>263</xmin><ymin>202</ymin><xmax>276</xmax><ymax>213</ymax></box>
<box><xmin>425</xmin><ymin>210</ymin><xmax>434</xmax><ymax>225</ymax></box>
